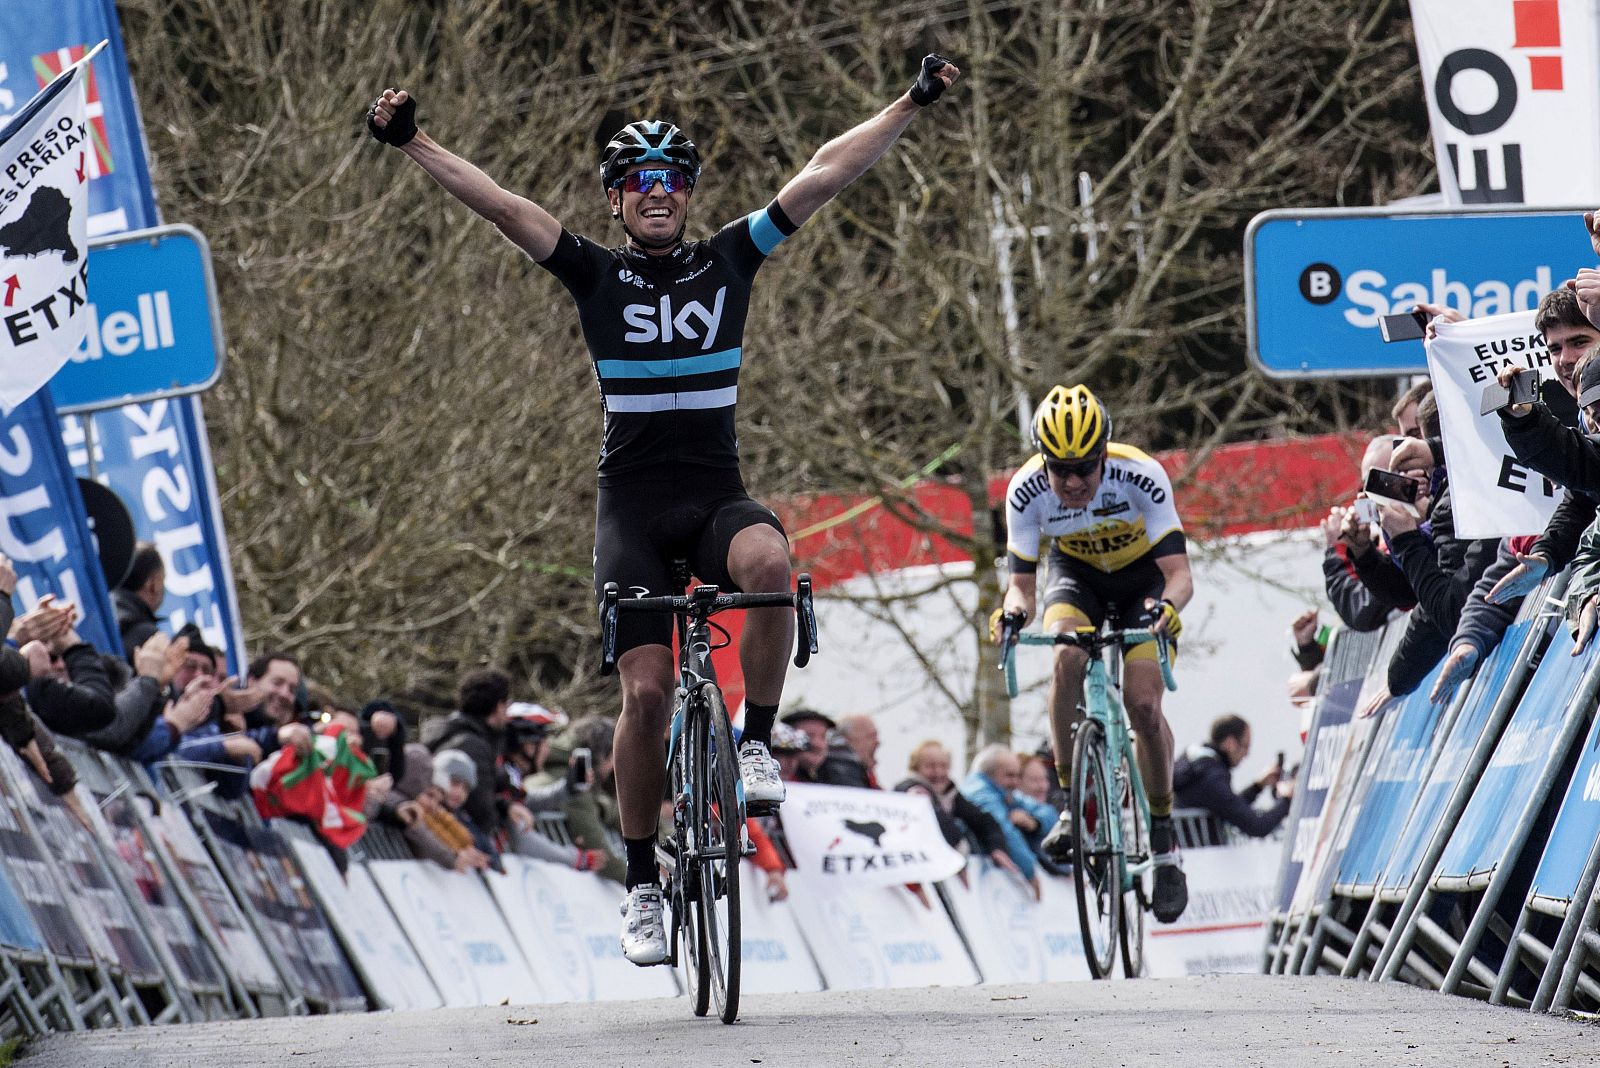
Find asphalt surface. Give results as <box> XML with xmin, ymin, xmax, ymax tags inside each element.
<box><xmin>18</xmin><ymin>975</ymin><xmax>1599</xmax><ymax>1068</ymax></box>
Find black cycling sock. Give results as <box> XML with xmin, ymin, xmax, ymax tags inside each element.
<box><xmin>624</xmin><ymin>835</ymin><xmax>658</xmax><ymax>890</ymax></box>
<box><xmin>742</xmin><ymin>702</ymin><xmax>779</xmax><ymax>747</ymax></box>
<box><xmin>1150</xmin><ymin>816</ymin><xmax>1175</xmax><ymax>856</ymax></box>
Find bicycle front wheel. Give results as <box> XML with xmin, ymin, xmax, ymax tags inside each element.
<box><xmin>693</xmin><ymin>684</ymin><xmax>742</xmax><ymax>1023</ymax></box>
<box><xmin>671</xmin><ymin>735</ymin><xmax>711</xmax><ymax>1017</ymax></box>
<box><xmin>1117</xmin><ymin>744</ymin><xmax>1149</xmax><ymax>978</ymax></box>
<box><xmin>1070</xmin><ymin>719</ymin><xmax>1120</xmax><ymax>979</ymax></box>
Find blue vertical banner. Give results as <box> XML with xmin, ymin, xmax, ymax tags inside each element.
<box><xmin>1</xmin><ymin>0</ymin><xmax>247</xmax><ymax>671</ymax></box>
<box><xmin>0</xmin><ymin>0</ymin><xmax>159</xmax><ymax>235</ymax></box>
<box><xmin>0</xmin><ymin>389</ymin><xmax>117</xmax><ymax>653</ymax></box>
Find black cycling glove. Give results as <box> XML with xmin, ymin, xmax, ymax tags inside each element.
<box><xmin>366</xmin><ymin>93</ymin><xmax>417</xmax><ymax>147</ymax></box>
<box><xmin>909</xmin><ymin>54</ymin><xmax>953</xmax><ymax>106</ymax></box>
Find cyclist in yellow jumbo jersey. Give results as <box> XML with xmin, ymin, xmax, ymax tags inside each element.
<box><xmin>996</xmin><ymin>384</ymin><xmax>1193</xmax><ymax>922</ymax></box>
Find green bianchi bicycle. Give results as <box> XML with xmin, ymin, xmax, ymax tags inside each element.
<box><xmin>999</xmin><ymin>611</ymin><xmax>1176</xmax><ymax>979</ymax></box>
<box><xmin>601</xmin><ymin>565</ymin><xmax>818</xmax><ymax>1024</ymax></box>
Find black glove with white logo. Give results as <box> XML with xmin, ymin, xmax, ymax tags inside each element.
<box><xmin>909</xmin><ymin>54</ymin><xmax>953</xmax><ymax>106</ymax></box>
<box><xmin>366</xmin><ymin>93</ymin><xmax>417</xmax><ymax>147</ymax></box>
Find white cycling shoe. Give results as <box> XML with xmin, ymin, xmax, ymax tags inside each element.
<box><xmin>739</xmin><ymin>740</ymin><xmax>785</xmax><ymax>807</ymax></box>
<box><xmin>619</xmin><ymin>884</ymin><xmax>668</xmax><ymax>966</ymax></box>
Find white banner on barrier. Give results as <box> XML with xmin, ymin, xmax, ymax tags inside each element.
<box><xmin>290</xmin><ymin>845</ymin><xmax>442</xmax><ymax>1011</ymax></box>
<box><xmin>785</xmin><ymin>870</ymin><xmax>977</xmax><ymax>990</ymax></box>
<box><xmin>1145</xmin><ymin>840</ymin><xmax>1280</xmax><ymax>977</ymax></box>
<box><xmin>1427</xmin><ymin>310</ymin><xmax>1559</xmax><ymax>538</ymax></box>
<box><xmin>781</xmin><ymin>783</ymin><xmax>965</xmax><ymax>887</ymax></box>
<box><xmin>940</xmin><ymin>859</ymin><xmax>1091</xmax><ymax>984</ymax></box>
<box><xmin>736</xmin><ymin>864</ymin><xmax>825</xmax><ymax>994</ymax></box>
<box><xmin>486</xmin><ymin>856</ymin><xmax>677</xmax><ymax>1004</ymax></box>
<box><xmin>367</xmin><ymin>861</ymin><xmax>545</xmax><ymax>1008</ymax></box>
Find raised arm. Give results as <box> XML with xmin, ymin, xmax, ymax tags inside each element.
<box><xmin>367</xmin><ymin>89</ymin><xmax>562</xmax><ymax>262</ymax></box>
<box><xmin>773</xmin><ymin>55</ymin><xmax>961</xmax><ymax>228</ymax></box>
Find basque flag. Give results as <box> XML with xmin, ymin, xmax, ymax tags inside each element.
<box><xmin>0</xmin><ymin>42</ymin><xmax>103</xmax><ymax>409</ymax></box>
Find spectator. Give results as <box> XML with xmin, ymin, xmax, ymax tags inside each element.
<box><xmin>533</xmin><ymin>715</ymin><xmax>625</xmax><ymax>884</ymax></box>
<box><xmin>770</xmin><ymin>723</ymin><xmax>812</xmax><ymax>782</ymax></box>
<box><xmin>893</xmin><ymin>739</ymin><xmax>1016</xmax><ymax>874</ymax></box>
<box><xmin>500</xmin><ymin>702</ymin><xmax>604</xmax><ymax>872</ymax></box>
<box><xmin>369</xmin><ymin>742</ymin><xmax>490</xmax><ymax>872</ymax></box>
<box><xmin>960</xmin><ymin>745</ymin><xmax>1041</xmax><ymax>892</ymax></box>
<box><xmin>1322</xmin><ymin>436</ymin><xmax>1414</xmax><ymax>633</ymax></box>
<box><xmin>77</xmin><ymin>632</ymin><xmax>193</xmax><ymax>757</ymax></box>
<box><xmin>433</xmin><ymin>749</ymin><xmax>500</xmax><ymax>868</ymax></box>
<box><xmin>814</xmin><ymin>713</ymin><xmax>879</xmax><ymax>788</ymax></box>
<box><xmin>1172</xmin><ymin>714</ymin><xmax>1291</xmax><ymax>840</ymax></box>
<box><xmin>357</xmin><ymin>698</ymin><xmax>408</xmax><ymax>796</ymax></box>
<box><xmin>113</xmin><ymin>542</ymin><xmax>165</xmax><ymax>660</ymax></box>
<box><xmin>174</xmin><ymin>651</ymin><xmax>309</xmax><ymax>798</ymax></box>
<box><xmin>1012</xmin><ymin>754</ymin><xmax>1061</xmax><ymax>862</ymax></box>
<box><xmin>1391</xmin><ymin>379</ymin><xmax>1431</xmax><ymax>439</ymax></box>
<box><xmin>779</xmin><ymin>708</ymin><xmax>835</xmax><ymax>783</ymax></box>
<box><xmin>421</xmin><ymin>667</ymin><xmax>512</xmax><ymax>837</ymax></box>
<box><xmin>17</xmin><ymin>599</ymin><xmax>116</xmax><ymax>737</ymax></box>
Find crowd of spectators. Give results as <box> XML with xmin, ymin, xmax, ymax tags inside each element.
<box><xmin>1294</xmin><ymin>210</ymin><xmax>1600</xmax><ymax>756</ymax></box>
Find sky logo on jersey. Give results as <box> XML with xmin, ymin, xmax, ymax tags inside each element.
<box><xmin>622</xmin><ymin>287</ymin><xmax>725</xmax><ymax>350</ymax></box>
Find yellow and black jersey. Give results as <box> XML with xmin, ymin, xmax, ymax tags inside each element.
<box><xmin>1004</xmin><ymin>444</ymin><xmax>1186</xmax><ymax>575</ymax></box>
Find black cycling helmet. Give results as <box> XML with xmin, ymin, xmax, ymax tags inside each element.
<box><xmin>600</xmin><ymin>120</ymin><xmax>702</xmax><ymax>190</ymax></box>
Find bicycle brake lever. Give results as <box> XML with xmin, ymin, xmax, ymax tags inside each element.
<box><xmin>794</xmin><ymin>573</ymin><xmax>818</xmax><ymax>667</ymax></box>
<box><xmin>600</xmin><ymin>582</ymin><xmax>620</xmax><ymax>676</ymax></box>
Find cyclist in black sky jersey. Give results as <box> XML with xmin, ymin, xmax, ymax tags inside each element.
<box><xmin>367</xmin><ymin>54</ymin><xmax>960</xmax><ymax>965</ymax></box>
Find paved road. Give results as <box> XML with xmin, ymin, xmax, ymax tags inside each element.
<box><xmin>19</xmin><ymin>976</ymin><xmax>1600</xmax><ymax>1068</ymax></box>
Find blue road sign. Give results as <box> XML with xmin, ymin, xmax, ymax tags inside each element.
<box><xmin>1246</xmin><ymin>206</ymin><xmax>1597</xmax><ymax>378</ymax></box>
<box><xmin>50</xmin><ymin>223</ymin><xmax>224</xmax><ymax>413</ymax></box>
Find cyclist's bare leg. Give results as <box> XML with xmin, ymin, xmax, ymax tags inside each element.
<box><xmin>1047</xmin><ymin>641</ymin><xmax>1091</xmax><ymax>773</ymax></box>
<box><xmin>726</xmin><ymin>524</ymin><xmax>793</xmax><ymax>707</ymax></box>
<box><xmin>1122</xmin><ymin>658</ymin><xmax>1174</xmax><ymax>804</ymax></box>
<box><xmin>614</xmin><ymin>644</ymin><xmax>676</xmax><ymax>839</ymax></box>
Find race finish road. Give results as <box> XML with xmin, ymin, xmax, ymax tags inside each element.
<box><xmin>19</xmin><ymin>978</ymin><xmax>1599</xmax><ymax>1067</ymax></box>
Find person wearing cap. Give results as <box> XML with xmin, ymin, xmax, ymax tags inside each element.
<box><xmin>768</xmin><ymin>723</ymin><xmax>812</xmax><ymax>782</ymax></box>
<box><xmin>779</xmin><ymin>708</ymin><xmax>834</xmax><ymax>782</ymax></box>
<box><xmin>433</xmin><ymin>748</ymin><xmax>501</xmax><ymax>870</ymax></box>
<box><xmin>1368</xmin><ymin>392</ymin><xmax>1500</xmax><ymax>702</ymax></box>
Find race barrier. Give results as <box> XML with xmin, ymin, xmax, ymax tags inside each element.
<box><xmin>0</xmin><ymin>722</ymin><xmax>1288</xmax><ymax>1040</ymax></box>
<box><xmin>1265</xmin><ymin>563</ymin><xmax>1600</xmax><ymax>1019</ymax></box>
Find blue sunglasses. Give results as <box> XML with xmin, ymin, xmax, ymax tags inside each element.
<box><xmin>611</xmin><ymin>167</ymin><xmax>694</xmax><ymax>195</ymax></box>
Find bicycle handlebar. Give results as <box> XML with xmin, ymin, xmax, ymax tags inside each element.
<box><xmin>599</xmin><ymin>574</ymin><xmax>820</xmax><ymax>676</ymax></box>
<box><xmin>998</xmin><ymin>623</ymin><xmax>1177</xmax><ymax>697</ymax></box>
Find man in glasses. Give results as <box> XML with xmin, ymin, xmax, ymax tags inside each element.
<box><xmin>365</xmin><ymin>54</ymin><xmax>960</xmax><ymax>965</ymax></box>
<box><xmin>994</xmin><ymin>383</ymin><xmax>1193</xmax><ymax>922</ymax></box>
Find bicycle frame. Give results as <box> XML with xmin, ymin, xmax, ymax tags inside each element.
<box><xmin>1002</xmin><ymin>623</ymin><xmax>1176</xmax><ymax>897</ymax></box>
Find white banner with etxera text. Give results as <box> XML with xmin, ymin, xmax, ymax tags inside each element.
<box><xmin>1411</xmin><ymin>0</ymin><xmax>1600</xmax><ymax>205</ymax></box>
<box><xmin>1427</xmin><ymin>310</ymin><xmax>1563</xmax><ymax>538</ymax></box>
<box><xmin>781</xmin><ymin>783</ymin><xmax>964</xmax><ymax>887</ymax></box>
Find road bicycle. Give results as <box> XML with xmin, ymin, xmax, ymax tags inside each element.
<box><xmin>601</xmin><ymin>563</ymin><xmax>818</xmax><ymax>1023</ymax></box>
<box><xmin>999</xmin><ymin>610</ymin><xmax>1175</xmax><ymax>978</ymax></box>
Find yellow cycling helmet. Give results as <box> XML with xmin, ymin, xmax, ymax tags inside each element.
<box><xmin>1031</xmin><ymin>384</ymin><xmax>1112</xmax><ymax>460</ymax></box>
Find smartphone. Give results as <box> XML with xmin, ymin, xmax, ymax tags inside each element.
<box><xmin>1276</xmin><ymin>750</ymin><xmax>1286</xmax><ymax>770</ymax></box>
<box><xmin>1364</xmin><ymin>467</ymin><xmax>1422</xmax><ymax>505</ymax></box>
<box><xmin>568</xmin><ymin>746</ymin><xmax>592</xmax><ymax>793</ymax></box>
<box><xmin>1479</xmin><ymin>367</ymin><xmax>1540</xmax><ymax>414</ymax></box>
<box><xmin>1379</xmin><ymin>309</ymin><xmax>1428</xmax><ymax>343</ymax></box>
<box><xmin>1352</xmin><ymin>497</ymin><xmax>1380</xmax><ymax>525</ymax></box>
<box><xmin>370</xmin><ymin>746</ymin><xmax>389</xmax><ymax>777</ymax></box>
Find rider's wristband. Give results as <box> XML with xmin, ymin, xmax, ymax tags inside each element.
<box><xmin>366</xmin><ymin>95</ymin><xmax>417</xmax><ymax>147</ymax></box>
<box><xmin>909</xmin><ymin>54</ymin><xmax>952</xmax><ymax>106</ymax></box>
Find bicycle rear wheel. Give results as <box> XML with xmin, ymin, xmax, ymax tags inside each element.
<box><xmin>1117</xmin><ymin>745</ymin><xmax>1149</xmax><ymax>978</ymax></box>
<box><xmin>1070</xmin><ymin>719</ymin><xmax>1120</xmax><ymax>979</ymax></box>
<box><xmin>693</xmin><ymin>684</ymin><xmax>742</xmax><ymax>1023</ymax></box>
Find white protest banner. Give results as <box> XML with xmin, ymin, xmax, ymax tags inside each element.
<box><xmin>781</xmin><ymin>782</ymin><xmax>965</xmax><ymax>887</ymax></box>
<box><xmin>290</xmin><ymin>844</ymin><xmax>442</xmax><ymax>1011</ymax></box>
<box><xmin>486</xmin><ymin>856</ymin><xmax>677</xmax><ymax>1003</ymax></box>
<box><xmin>367</xmin><ymin>861</ymin><xmax>545</xmax><ymax>1008</ymax></box>
<box><xmin>785</xmin><ymin>871</ymin><xmax>978</xmax><ymax>990</ymax></box>
<box><xmin>0</xmin><ymin>43</ymin><xmax>102</xmax><ymax>407</ymax></box>
<box><xmin>1412</xmin><ymin>0</ymin><xmax>1600</xmax><ymax>204</ymax></box>
<box><xmin>1145</xmin><ymin>839</ymin><xmax>1280</xmax><ymax>977</ymax></box>
<box><xmin>1426</xmin><ymin>310</ymin><xmax>1562</xmax><ymax>537</ymax></box>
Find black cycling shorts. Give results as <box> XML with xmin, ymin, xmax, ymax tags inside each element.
<box><xmin>1041</xmin><ymin>548</ymin><xmax>1165</xmax><ymax>632</ymax></box>
<box><xmin>594</xmin><ymin>466</ymin><xmax>786</xmax><ymax>655</ymax></box>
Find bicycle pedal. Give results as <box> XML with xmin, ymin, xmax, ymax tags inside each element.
<box><xmin>745</xmin><ymin>800</ymin><xmax>780</xmax><ymax>818</ymax></box>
